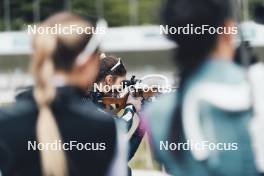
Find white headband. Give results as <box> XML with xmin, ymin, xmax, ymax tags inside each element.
<box><xmin>76</xmin><ymin>19</ymin><xmax>108</xmax><ymax>65</ymax></box>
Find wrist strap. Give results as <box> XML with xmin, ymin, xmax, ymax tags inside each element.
<box><xmin>125</xmin><ymin>103</ymin><xmax>136</xmax><ymax>112</ymax></box>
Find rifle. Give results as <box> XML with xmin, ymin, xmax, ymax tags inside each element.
<box><xmin>102</xmin><ymin>87</ymin><xmax>161</xmax><ymax>114</ymax></box>
<box><xmin>93</xmin><ymin>75</ymin><xmax>172</xmax><ymax>114</ymax></box>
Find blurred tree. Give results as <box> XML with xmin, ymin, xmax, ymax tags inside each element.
<box><xmin>138</xmin><ymin>0</ymin><xmax>161</xmax><ymax>25</ymax></box>
<box><xmin>0</xmin><ymin>0</ymin><xmax>260</xmax><ymax>31</ymax></box>
<box><xmin>248</xmin><ymin>0</ymin><xmax>263</xmax><ymax>19</ymax></box>
<box><xmin>71</xmin><ymin>0</ymin><xmax>97</xmax><ymax>17</ymax></box>
<box><xmin>10</xmin><ymin>0</ymin><xmax>34</xmax><ymax>30</ymax></box>
<box><xmin>40</xmin><ymin>0</ymin><xmax>64</xmax><ymax>21</ymax></box>
<box><xmin>0</xmin><ymin>0</ymin><xmax>160</xmax><ymax>30</ymax></box>
<box><xmin>0</xmin><ymin>1</ymin><xmax>4</xmax><ymax>30</ymax></box>
<box><xmin>104</xmin><ymin>0</ymin><xmax>130</xmax><ymax>26</ymax></box>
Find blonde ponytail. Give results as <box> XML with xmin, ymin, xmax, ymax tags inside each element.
<box><xmin>32</xmin><ymin>34</ymin><xmax>68</xmax><ymax>176</ymax></box>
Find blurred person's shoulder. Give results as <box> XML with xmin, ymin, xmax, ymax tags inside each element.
<box><xmin>184</xmin><ymin>61</ymin><xmax>252</xmax><ymax>113</ymax></box>
<box><xmin>0</xmin><ymin>99</ymin><xmax>37</xmax><ymax>138</ymax></box>
<box><xmin>70</xmin><ymin>97</ymin><xmax>115</xmax><ymax>123</ymax></box>
<box><xmin>144</xmin><ymin>92</ymin><xmax>177</xmax><ymax>117</ymax></box>
<box><xmin>68</xmin><ymin>100</ymin><xmax>118</xmax><ymax>140</ymax></box>
<box><xmin>15</xmin><ymin>85</ymin><xmax>114</xmax><ymax>124</ymax></box>
<box><xmin>0</xmin><ymin>85</ymin><xmax>37</xmax><ymax>125</ymax></box>
<box><xmin>0</xmin><ymin>100</ymin><xmax>37</xmax><ymax>122</ymax></box>
<box><xmin>15</xmin><ymin>86</ymin><xmax>34</xmax><ymax>101</ymax></box>
<box><xmin>199</xmin><ymin>60</ymin><xmax>248</xmax><ymax>84</ymax></box>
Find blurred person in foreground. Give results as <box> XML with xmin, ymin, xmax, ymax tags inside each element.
<box><xmin>144</xmin><ymin>0</ymin><xmax>259</xmax><ymax>175</ymax></box>
<box><xmin>0</xmin><ymin>12</ymin><xmax>127</xmax><ymax>176</ymax></box>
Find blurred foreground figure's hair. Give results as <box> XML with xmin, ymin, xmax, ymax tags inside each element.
<box><xmin>163</xmin><ymin>0</ymin><xmax>233</xmax><ymax>77</ymax></box>
<box><xmin>144</xmin><ymin>0</ymin><xmax>260</xmax><ymax>175</ymax></box>
<box><xmin>0</xmin><ymin>12</ymin><xmax>124</xmax><ymax>176</ymax></box>
<box><xmin>32</xmin><ymin>12</ymin><xmax>94</xmax><ymax>176</ymax></box>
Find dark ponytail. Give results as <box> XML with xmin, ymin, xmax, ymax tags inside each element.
<box><xmin>163</xmin><ymin>0</ymin><xmax>233</xmax><ymax>156</ymax></box>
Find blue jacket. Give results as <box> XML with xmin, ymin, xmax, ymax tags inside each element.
<box><xmin>145</xmin><ymin>60</ymin><xmax>258</xmax><ymax>176</ymax></box>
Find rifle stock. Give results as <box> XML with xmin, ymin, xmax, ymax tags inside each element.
<box><xmin>101</xmin><ymin>88</ymin><xmax>161</xmax><ymax>114</ymax></box>
<box><xmin>102</xmin><ymin>93</ymin><xmax>128</xmax><ymax>114</ymax></box>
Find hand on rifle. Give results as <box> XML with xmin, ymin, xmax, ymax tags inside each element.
<box><xmin>126</xmin><ymin>92</ymin><xmax>142</xmax><ymax>113</ymax></box>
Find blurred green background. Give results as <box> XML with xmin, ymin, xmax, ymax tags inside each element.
<box><xmin>0</xmin><ymin>0</ymin><xmax>163</xmax><ymax>31</ymax></box>
<box><xmin>0</xmin><ymin>0</ymin><xmax>263</xmax><ymax>31</ymax></box>
<box><xmin>1</xmin><ymin>0</ymin><xmax>264</xmax><ymax>173</ymax></box>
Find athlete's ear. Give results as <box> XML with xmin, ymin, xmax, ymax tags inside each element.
<box><xmin>105</xmin><ymin>75</ymin><xmax>113</xmax><ymax>85</ymax></box>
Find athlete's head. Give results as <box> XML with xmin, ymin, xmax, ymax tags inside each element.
<box><xmin>96</xmin><ymin>54</ymin><xmax>127</xmax><ymax>86</ymax></box>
